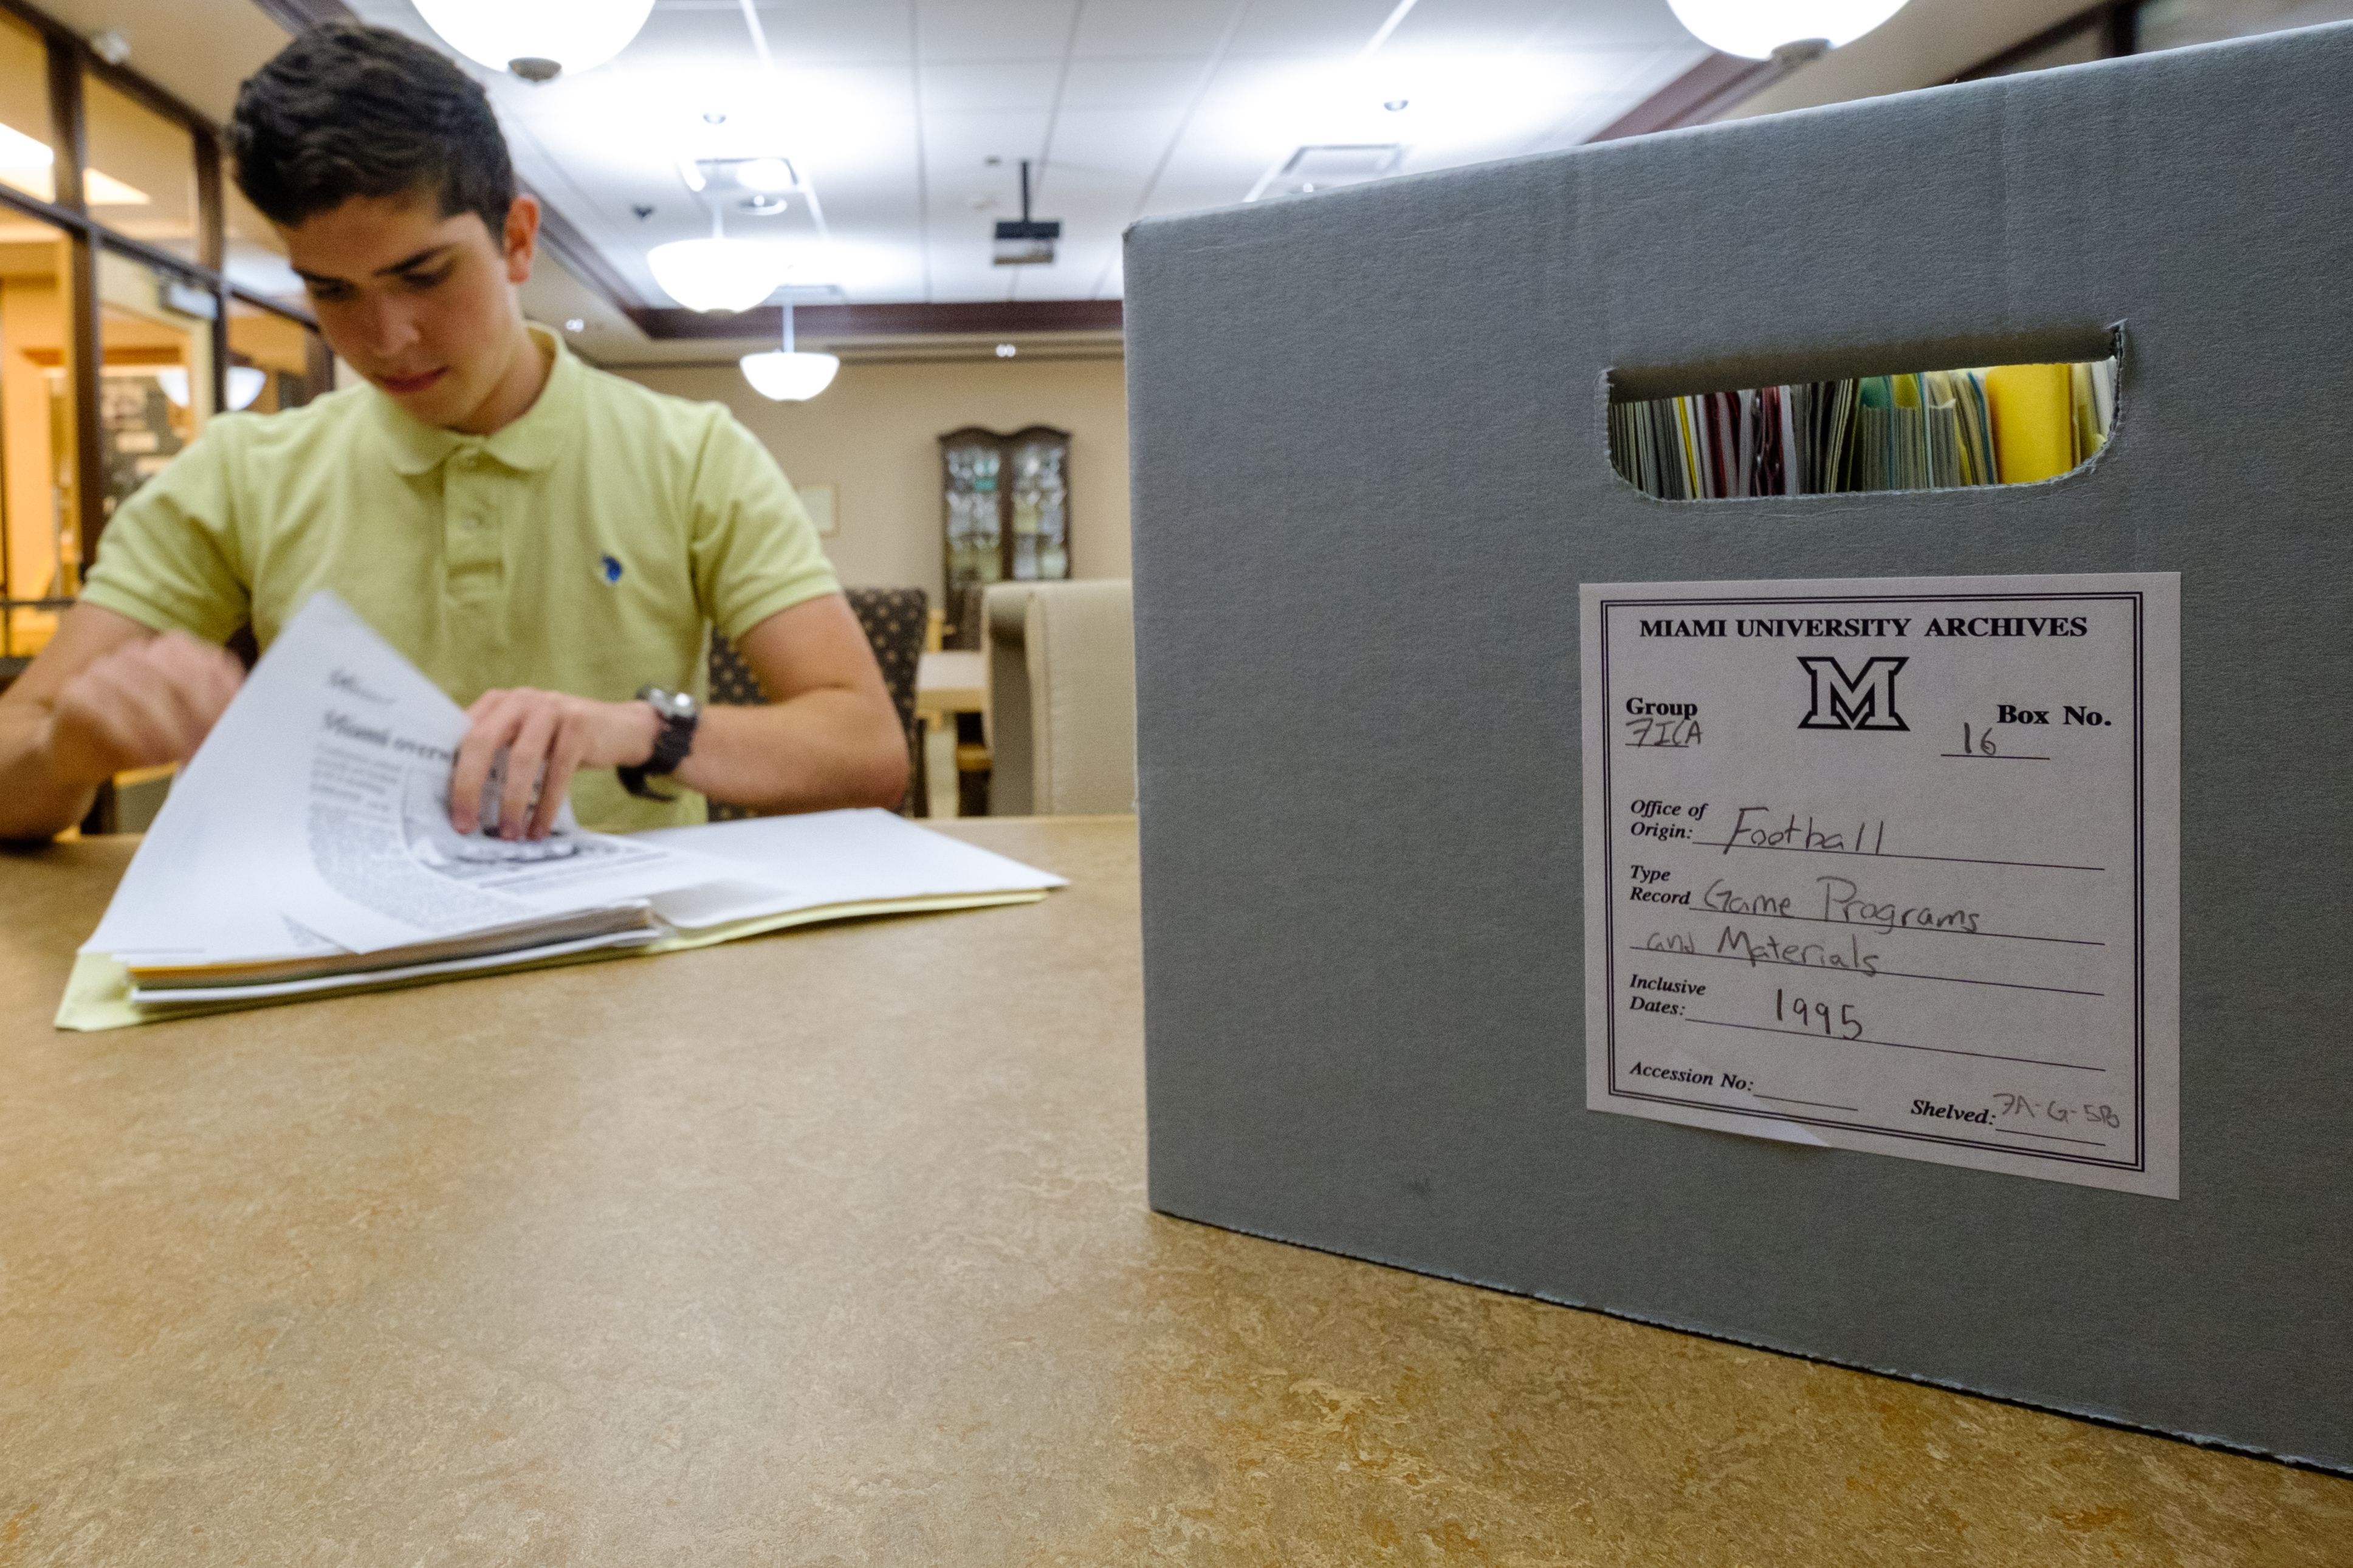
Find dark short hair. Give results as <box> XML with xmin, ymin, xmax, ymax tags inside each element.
<box><xmin>228</xmin><ymin>24</ymin><xmax>515</xmax><ymax>233</ymax></box>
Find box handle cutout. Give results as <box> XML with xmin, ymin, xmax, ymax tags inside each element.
<box><xmin>1607</xmin><ymin>350</ymin><xmax>2118</xmax><ymax>501</ymax></box>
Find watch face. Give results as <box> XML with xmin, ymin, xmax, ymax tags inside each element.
<box><xmin>642</xmin><ymin>686</ymin><xmax>697</xmax><ymax>721</ymax></box>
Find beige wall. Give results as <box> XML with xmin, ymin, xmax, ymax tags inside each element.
<box><xmin>611</xmin><ymin>355</ymin><xmax>1130</xmax><ymax>605</ymax></box>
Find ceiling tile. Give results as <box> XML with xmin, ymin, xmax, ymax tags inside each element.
<box><xmin>746</xmin><ymin>2</ymin><xmax>918</xmax><ymax>63</ymax></box>
<box><xmin>1225</xmin><ymin>0</ymin><xmax>1403</xmax><ymax>58</ymax></box>
<box><xmin>1070</xmin><ymin>0</ymin><xmax>1246</xmax><ymax>56</ymax></box>
<box><xmin>916</xmin><ymin>0</ymin><xmax>1082</xmax><ymax>63</ymax></box>
<box><xmin>919</xmin><ymin>60</ymin><xmax>1068</xmax><ymax>111</ymax></box>
<box><xmin>1042</xmin><ymin>108</ymin><xmax>1192</xmax><ymax>177</ymax></box>
<box><xmin>1056</xmin><ymin>58</ymin><xmax>1207</xmax><ymax>110</ymax></box>
<box><xmin>353</xmin><ymin>0</ymin><xmax>1722</xmax><ymax>309</ymax></box>
<box><xmin>921</xmin><ymin>108</ymin><xmax>1058</xmax><ymax>165</ymax></box>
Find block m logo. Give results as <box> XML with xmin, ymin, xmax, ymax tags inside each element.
<box><xmin>1797</xmin><ymin>656</ymin><xmax>1909</xmax><ymax>731</ymax></box>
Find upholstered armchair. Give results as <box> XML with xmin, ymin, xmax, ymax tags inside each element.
<box><xmin>981</xmin><ymin>580</ymin><xmax>1135</xmax><ymax>817</ymax></box>
<box><xmin>707</xmin><ymin>586</ymin><xmax>929</xmax><ymax>820</ymax></box>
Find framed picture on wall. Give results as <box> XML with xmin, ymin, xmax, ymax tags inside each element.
<box><xmin>799</xmin><ymin>482</ymin><xmax>838</xmax><ymax>536</ymax></box>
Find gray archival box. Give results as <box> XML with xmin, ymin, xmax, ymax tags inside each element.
<box><xmin>1126</xmin><ymin>26</ymin><xmax>2351</xmax><ymax>1468</ymax></box>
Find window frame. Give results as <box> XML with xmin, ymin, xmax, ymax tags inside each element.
<box><xmin>0</xmin><ymin>0</ymin><xmax>325</xmax><ymax>592</ymax></box>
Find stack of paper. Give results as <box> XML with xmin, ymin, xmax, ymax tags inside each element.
<box><xmin>1845</xmin><ymin>369</ymin><xmax>2000</xmax><ymax>492</ymax></box>
<box><xmin>58</xmin><ymin>594</ymin><xmax>1066</xmax><ymax>1030</ymax></box>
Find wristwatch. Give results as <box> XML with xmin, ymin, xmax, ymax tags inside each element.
<box><xmin>618</xmin><ymin>685</ymin><xmax>699</xmax><ymax>801</ymax></box>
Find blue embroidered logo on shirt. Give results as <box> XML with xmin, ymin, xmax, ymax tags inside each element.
<box><xmin>600</xmin><ymin>553</ymin><xmax>623</xmax><ymax>584</ymax></box>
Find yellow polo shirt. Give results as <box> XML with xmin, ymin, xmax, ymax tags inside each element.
<box><xmin>80</xmin><ymin>325</ymin><xmax>838</xmax><ymax>830</ymax></box>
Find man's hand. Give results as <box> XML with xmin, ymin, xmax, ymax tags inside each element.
<box><xmin>448</xmin><ymin>688</ymin><xmax>660</xmax><ymax>840</ymax></box>
<box><xmin>41</xmin><ymin>632</ymin><xmax>245</xmax><ymax>784</ymax></box>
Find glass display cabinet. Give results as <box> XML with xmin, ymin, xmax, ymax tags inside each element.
<box><xmin>939</xmin><ymin>425</ymin><xmax>1070</xmax><ymax>646</ymax></box>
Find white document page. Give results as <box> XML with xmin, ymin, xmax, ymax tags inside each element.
<box><xmin>633</xmin><ymin>808</ymin><xmax>1069</xmax><ymax>929</ymax></box>
<box><xmin>1581</xmin><ymin>574</ymin><xmax>2179</xmax><ymax>1197</ymax></box>
<box><xmin>89</xmin><ymin>592</ymin><xmax>764</xmax><ymax>962</ymax></box>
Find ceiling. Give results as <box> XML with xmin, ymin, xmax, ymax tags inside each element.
<box><xmin>19</xmin><ymin>0</ymin><xmax>2138</xmax><ymax>362</ymax></box>
<box><xmin>331</xmin><ymin>0</ymin><xmax>1711</xmax><ymax>324</ymax></box>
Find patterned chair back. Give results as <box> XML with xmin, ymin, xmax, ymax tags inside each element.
<box><xmin>707</xmin><ymin>587</ymin><xmax>929</xmax><ymax>819</ymax></box>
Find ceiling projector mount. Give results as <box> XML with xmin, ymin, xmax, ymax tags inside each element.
<box><xmin>993</xmin><ymin>160</ymin><xmax>1060</xmax><ymax>267</ymax></box>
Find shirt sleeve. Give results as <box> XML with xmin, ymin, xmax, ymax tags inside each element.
<box><xmin>77</xmin><ymin>420</ymin><xmax>252</xmax><ymax>644</ymax></box>
<box><xmin>687</xmin><ymin>408</ymin><xmax>842</xmax><ymax>642</ymax></box>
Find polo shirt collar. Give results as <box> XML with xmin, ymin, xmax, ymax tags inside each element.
<box><xmin>373</xmin><ymin>323</ymin><xmax>582</xmax><ymax>476</ymax></box>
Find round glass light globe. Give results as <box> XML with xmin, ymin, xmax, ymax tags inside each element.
<box><xmin>226</xmin><ymin>366</ymin><xmax>268</xmax><ymax>411</ymax></box>
<box><xmin>411</xmin><ymin>0</ymin><xmax>656</xmax><ymax>76</ymax></box>
<box><xmin>740</xmin><ymin>351</ymin><xmax>841</xmax><ymax>402</ymax></box>
<box><xmin>1664</xmin><ymin>0</ymin><xmax>1910</xmax><ymax>60</ymax></box>
<box><xmin>647</xmin><ymin>239</ymin><xmax>786</xmax><ymax>313</ymax></box>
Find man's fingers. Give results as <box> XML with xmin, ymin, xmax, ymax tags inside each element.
<box><xmin>57</xmin><ymin>669</ymin><xmax>184</xmax><ymax>772</ymax></box>
<box><xmin>497</xmin><ymin>707</ymin><xmax>558</xmax><ymax>839</ymax></box>
<box><xmin>128</xmin><ymin>635</ymin><xmax>241</xmax><ymax>761</ymax></box>
<box><xmin>191</xmin><ymin>643</ymin><xmax>244</xmax><ymax>716</ymax></box>
<box><xmin>530</xmin><ymin>721</ymin><xmax>589</xmax><ymax>839</ymax></box>
<box><xmin>153</xmin><ymin>665</ymin><xmax>227</xmax><ymax>759</ymax></box>
<box><xmin>449</xmin><ymin>691</ymin><xmax>521</xmax><ymax>834</ymax></box>
<box><xmin>44</xmin><ymin>634</ymin><xmax>247</xmax><ymax>779</ymax></box>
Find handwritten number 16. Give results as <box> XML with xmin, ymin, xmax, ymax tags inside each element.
<box><xmin>1962</xmin><ymin>722</ymin><xmax>1997</xmax><ymax>756</ymax></box>
<box><xmin>1776</xmin><ymin>988</ymin><xmax>1863</xmax><ymax>1038</ymax></box>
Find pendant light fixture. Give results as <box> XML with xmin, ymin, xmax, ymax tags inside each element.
<box><xmin>648</xmin><ymin>197</ymin><xmax>786</xmax><ymax>315</ymax></box>
<box><xmin>741</xmin><ymin>294</ymin><xmax>839</xmax><ymax>402</ymax></box>
<box><xmin>1665</xmin><ymin>0</ymin><xmax>1911</xmax><ymax>60</ymax></box>
<box><xmin>648</xmin><ymin>238</ymin><xmax>787</xmax><ymax>313</ymax></box>
<box><xmin>411</xmin><ymin>0</ymin><xmax>656</xmax><ymax>81</ymax></box>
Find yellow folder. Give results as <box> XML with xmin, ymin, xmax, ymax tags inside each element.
<box><xmin>1984</xmin><ymin>363</ymin><xmax>2075</xmax><ymax>484</ymax></box>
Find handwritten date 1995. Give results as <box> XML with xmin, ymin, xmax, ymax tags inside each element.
<box><xmin>1776</xmin><ymin>988</ymin><xmax>1863</xmax><ymax>1038</ymax></box>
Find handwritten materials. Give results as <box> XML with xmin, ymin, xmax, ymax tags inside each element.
<box><xmin>1581</xmin><ymin>574</ymin><xmax>2180</xmax><ymax>1196</ymax></box>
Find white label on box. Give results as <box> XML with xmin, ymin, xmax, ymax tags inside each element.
<box><xmin>1581</xmin><ymin>574</ymin><xmax>2179</xmax><ymax>1197</ymax></box>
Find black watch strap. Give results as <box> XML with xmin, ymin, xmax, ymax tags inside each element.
<box><xmin>619</xmin><ymin>685</ymin><xmax>699</xmax><ymax>801</ymax></box>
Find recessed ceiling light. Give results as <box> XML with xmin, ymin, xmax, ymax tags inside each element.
<box><xmin>1384</xmin><ymin>98</ymin><xmax>1409</xmax><ymax>111</ymax></box>
<box><xmin>1252</xmin><ymin>143</ymin><xmax>1404</xmax><ymax>202</ymax></box>
<box><xmin>704</xmin><ymin>111</ymin><xmax>728</xmax><ymax>125</ymax></box>
<box><xmin>565</xmin><ymin>318</ymin><xmax>586</xmax><ymax>332</ymax></box>
<box><xmin>995</xmin><ymin>343</ymin><xmax>1017</xmax><ymax>358</ymax></box>
<box><xmin>738</xmin><ymin>157</ymin><xmax>795</xmax><ymax>193</ymax></box>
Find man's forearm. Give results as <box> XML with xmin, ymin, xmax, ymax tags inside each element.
<box><xmin>0</xmin><ymin>704</ymin><xmax>100</xmax><ymax>841</ymax></box>
<box><xmin>678</xmin><ymin>688</ymin><xmax>908</xmax><ymax>813</ymax></box>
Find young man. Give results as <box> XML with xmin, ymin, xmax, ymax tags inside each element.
<box><xmin>0</xmin><ymin>24</ymin><xmax>907</xmax><ymax>842</ymax></box>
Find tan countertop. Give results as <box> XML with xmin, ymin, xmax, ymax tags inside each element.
<box><xmin>1</xmin><ymin>820</ymin><xmax>2344</xmax><ymax>1563</ymax></box>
